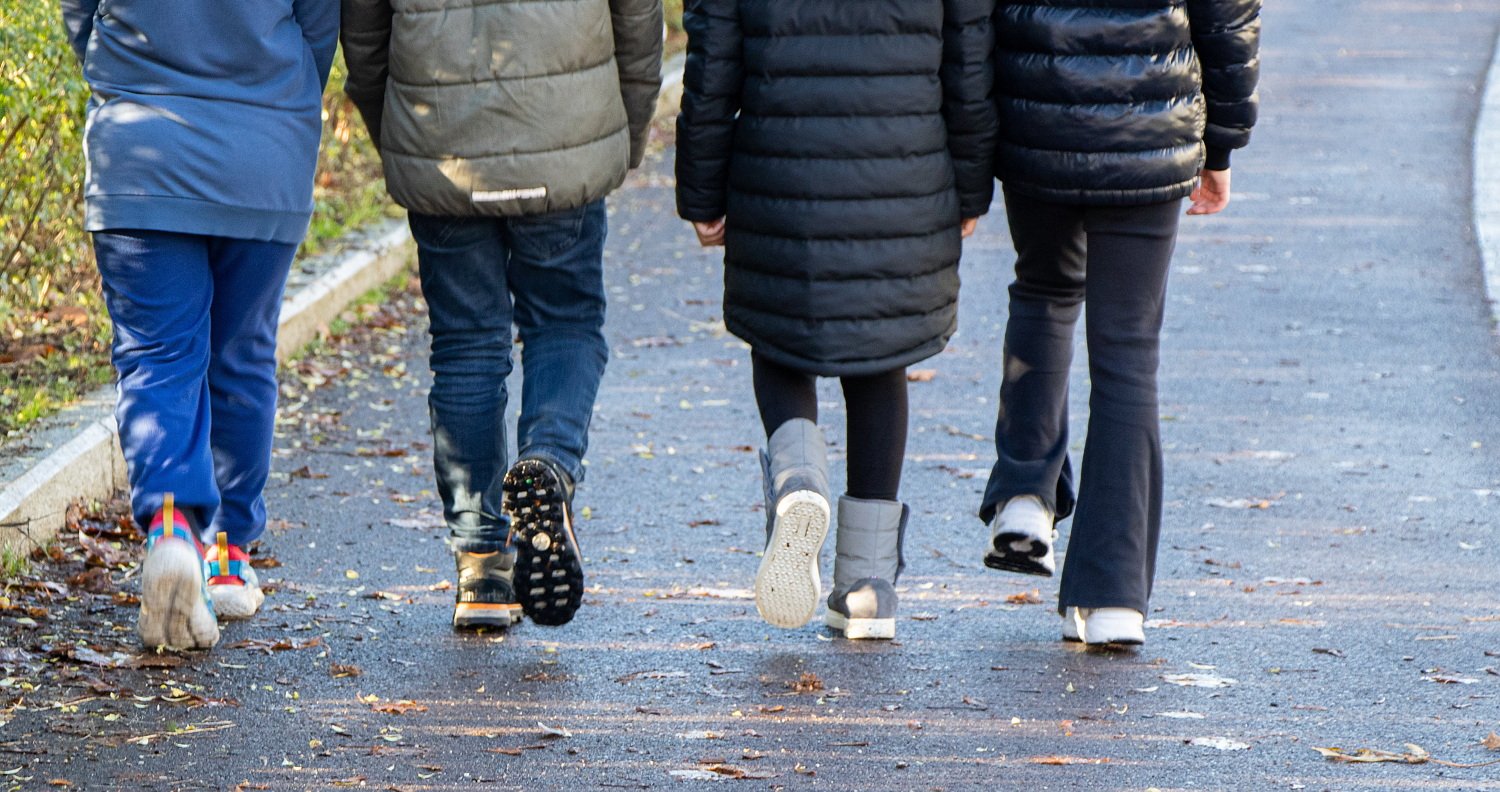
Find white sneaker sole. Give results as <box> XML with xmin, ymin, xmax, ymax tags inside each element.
<box><xmin>824</xmin><ymin>609</ymin><xmax>896</xmax><ymax>640</ymax></box>
<box><xmin>208</xmin><ymin>582</ymin><xmax>265</xmax><ymax>620</ymax></box>
<box><xmin>1077</xmin><ymin>608</ymin><xmax>1145</xmax><ymax>647</ymax></box>
<box><xmin>755</xmin><ymin>490</ymin><xmax>829</xmax><ymax>629</ymax></box>
<box><xmin>139</xmin><ymin>540</ymin><xmax>219</xmax><ymax>650</ymax></box>
<box><xmin>452</xmin><ymin>602</ymin><xmax>524</xmax><ymax>629</ymax></box>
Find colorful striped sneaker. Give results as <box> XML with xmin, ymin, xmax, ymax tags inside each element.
<box><xmin>453</xmin><ymin>550</ymin><xmax>523</xmax><ymax>629</ymax></box>
<box><xmin>204</xmin><ymin>532</ymin><xmax>265</xmax><ymax>620</ymax></box>
<box><xmin>138</xmin><ymin>495</ymin><xmax>219</xmax><ymax>650</ymax></box>
<box><xmin>504</xmin><ymin>458</ymin><xmax>583</xmax><ymax>626</ymax></box>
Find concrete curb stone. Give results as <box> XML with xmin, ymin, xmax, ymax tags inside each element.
<box><xmin>0</xmin><ymin>60</ymin><xmax>689</xmax><ymax>554</ymax></box>
<box><xmin>1476</xmin><ymin>29</ymin><xmax>1500</xmax><ymax>326</ymax></box>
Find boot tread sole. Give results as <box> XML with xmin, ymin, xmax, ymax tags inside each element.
<box><xmin>505</xmin><ymin>461</ymin><xmax>583</xmax><ymax>627</ymax></box>
<box><xmin>984</xmin><ymin>531</ymin><xmax>1055</xmax><ymax>577</ymax></box>
<box><xmin>755</xmin><ymin>491</ymin><xmax>829</xmax><ymax>629</ymax></box>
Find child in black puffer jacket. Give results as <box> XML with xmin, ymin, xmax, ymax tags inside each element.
<box><xmin>675</xmin><ymin>0</ymin><xmax>998</xmax><ymax>639</ymax></box>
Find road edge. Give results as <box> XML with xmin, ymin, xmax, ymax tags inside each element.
<box><xmin>1476</xmin><ymin>28</ymin><xmax>1500</xmax><ymax>328</ymax></box>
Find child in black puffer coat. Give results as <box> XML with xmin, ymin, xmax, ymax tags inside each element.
<box><xmin>675</xmin><ymin>0</ymin><xmax>998</xmax><ymax>639</ymax></box>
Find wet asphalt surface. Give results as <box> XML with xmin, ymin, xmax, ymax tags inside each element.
<box><xmin>7</xmin><ymin>2</ymin><xmax>1500</xmax><ymax>789</ymax></box>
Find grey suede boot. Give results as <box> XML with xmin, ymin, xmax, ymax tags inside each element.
<box><xmin>825</xmin><ymin>496</ymin><xmax>907</xmax><ymax>640</ymax></box>
<box><xmin>754</xmin><ymin>418</ymin><xmax>832</xmax><ymax>629</ymax></box>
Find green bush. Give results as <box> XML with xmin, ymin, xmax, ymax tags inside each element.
<box><xmin>664</xmin><ymin>0</ymin><xmax>684</xmax><ymax>34</ymax></box>
<box><xmin>0</xmin><ymin>2</ymin><xmax>91</xmax><ymax>322</ymax></box>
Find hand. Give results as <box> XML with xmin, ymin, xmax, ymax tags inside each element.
<box><xmin>960</xmin><ymin>217</ymin><xmax>980</xmax><ymax>239</ymax></box>
<box><xmin>692</xmin><ymin>218</ymin><xmax>726</xmax><ymax>247</ymax></box>
<box><xmin>1187</xmin><ymin>168</ymin><xmax>1231</xmax><ymax>215</ymax></box>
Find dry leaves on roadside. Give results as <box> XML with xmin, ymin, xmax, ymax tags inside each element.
<box><xmin>370</xmin><ymin>699</ymin><xmax>427</xmax><ymax>715</ymax></box>
<box><xmin>1313</xmin><ymin>744</ymin><xmax>1431</xmax><ymax>764</ymax></box>
<box><xmin>1005</xmin><ymin>589</ymin><xmax>1043</xmax><ymax>605</ymax></box>
<box><xmin>329</xmin><ymin>664</ymin><xmax>362</xmax><ymax>678</ymax></box>
<box><xmin>225</xmin><ymin>637</ymin><xmax>323</xmax><ymax>653</ymax></box>
<box><xmin>1314</xmin><ymin>743</ymin><xmax>1500</xmax><ymax>768</ymax></box>
<box><xmin>906</xmin><ymin>369</ymin><xmax>937</xmax><ymax>382</ymax></box>
<box><xmin>787</xmin><ymin>672</ymin><xmax>824</xmax><ymax>693</ymax></box>
<box><xmin>1482</xmin><ymin>732</ymin><xmax>1500</xmax><ymax>751</ymax></box>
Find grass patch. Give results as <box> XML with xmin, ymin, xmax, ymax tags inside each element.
<box><xmin>1</xmin><ymin>545</ymin><xmax>30</xmax><ymax>580</ymax></box>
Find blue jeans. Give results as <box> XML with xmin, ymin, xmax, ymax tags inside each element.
<box><xmin>93</xmin><ymin>229</ymin><xmax>295</xmax><ymax>546</ymax></box>
<box><xmin>409</xmin><ymin>201</ymin><xmax>609</xmax><ymax>553</ymax></box>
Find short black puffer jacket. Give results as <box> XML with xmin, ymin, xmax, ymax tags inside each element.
<box><xmin>676</xmin><ymin>0</ymin><xmax>998</xmax><ymax>377</ymax></box>
<box><xmin>994</xmin><ymin>0</ymin><xmax>1261</xmax><ymax>205</ymax></box>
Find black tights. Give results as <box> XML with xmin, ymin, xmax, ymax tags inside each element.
<box><xmin>751</xmin><ymin>353</ymin><xmax>908</xmax><ymax>501</ymax></box>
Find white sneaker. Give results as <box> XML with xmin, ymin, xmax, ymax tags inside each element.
<box><xmin>1062</xmin><ymin>607</ymin><xmax>1082</xmax><ymax>642</ymax></box>
<box><xmin>139</xmin><ymin>506</ymin><xmax>220</xmax><ymax>651</ymax></box>
<box><xmin>983</xmin><ymin>495</ymin><xmax>1055</xmax><ymax>577</ymax></box>
<box><xmin>204</xmin><ymin>534</ymin><xmax>265</xmax><ymax>620</ymax></box>
<box><xmin>1074</xmin><ymin>607</ymin><xmax>1145</xmax><ymax>646</ymax></box>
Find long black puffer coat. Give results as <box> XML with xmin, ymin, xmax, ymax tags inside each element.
<box><xmin>994</xmin><ymin>0</ymin><xmax>1261</xmax><ymax>206</ymax></box>
<box><xmin>676</xmin><ymin>0</ymin><xmax>998</xmax><ymax>376</ymax></box>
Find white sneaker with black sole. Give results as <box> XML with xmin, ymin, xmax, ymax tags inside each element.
<box><xmin>983</xmin><ymin>495</ymin><xmax>1056</xmax><ymax>577</ymax></box>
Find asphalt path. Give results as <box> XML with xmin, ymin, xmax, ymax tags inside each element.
<box><xmin>7</xmin><ymin>2</ymin><xmax>1500</xmax><ymax>789</ymax></box>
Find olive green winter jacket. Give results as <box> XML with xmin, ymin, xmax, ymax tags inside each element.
<box><xmin>341</xmin><ymin>0</ymin><xmax>663</xmax><ymax>217</ymax></box>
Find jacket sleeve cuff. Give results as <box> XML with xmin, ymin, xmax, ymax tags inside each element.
<box><xmin>1204</xmin><ymin>146</ymin><xmax>1232</xmax><ymax>172</ymax></box>
<box><xmin>677</xmin><ymin>205</ymin><xmax>726</xmax><ymax>223</ymax></box>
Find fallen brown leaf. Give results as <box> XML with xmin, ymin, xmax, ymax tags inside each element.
<box><xmin>907</xmin><ymin>369</ymin><xmax>937</xmax><ymax>382</ymax></box>
<box><xmin>1483</xmin><ymin>732</ymin><xmax>1500</xmax><ymax>752</ymax></box>
<box><xmin>371</xmin><ymin>700</ymin><xmax>427</xmax><ymax>715</ymax></box>
<box><xmin>330</xmin><ymin>664</ymin><xmax>362</xmax><ymax>678</ymax></box>
<box><xmin>66</xmin><ymin>567</ymin><xmax>115</xmax><ymax>594</ymax></box>
<box><xmin>126</xmin><ymin>653</ymin><xmax>185</xmax><ymax>669</ymax></box>
<box><xmin>1005</xmin><ymin>589</ymin><xmax>1043</xmax><ymax>605</ymax></box>
<box><xmin>1313</xmin><ymin>745</ymin><xmax>1429</xmax><ymax>764</ymax></box>
<box><xmin>226</xmin><ymin>637</ymin><xmax>324</xmax><ymax>653</ymax></box>
<box><xmin>1028</xmin><ymin>756</ymin><xmax>1111</xmax><ymax>766</ymax></box>
<box><xmin>788</xmin><ymin>672</ymin><xmax>824</xmax><ymax>693</ymax></box>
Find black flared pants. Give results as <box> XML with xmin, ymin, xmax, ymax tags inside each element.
<box><xmin>980</xmin><ymin>188</ymin><xmax>1182</xmax><ymax>615</ymax></box>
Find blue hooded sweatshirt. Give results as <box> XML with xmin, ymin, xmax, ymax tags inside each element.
<box><xmin>61</xmin><ymin>0</ymin><xmax>338</xmax><ymax>244</ymax></box>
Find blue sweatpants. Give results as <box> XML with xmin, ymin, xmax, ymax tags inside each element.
<box><xmin>93</xmin><ymin>229</ymin><xmax>295</xmax><ymax>547</ymax></box>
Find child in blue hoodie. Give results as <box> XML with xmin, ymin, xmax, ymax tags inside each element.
<box><xmin>60</xmin><ymin>0</ymin><xmax>338</xmax><ymax>650</ymax></box>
